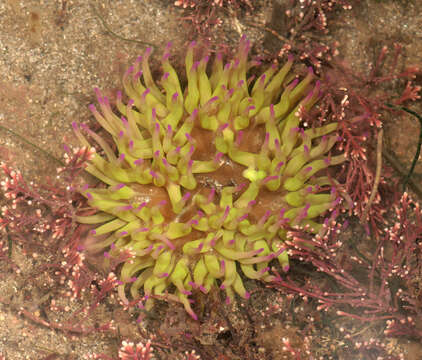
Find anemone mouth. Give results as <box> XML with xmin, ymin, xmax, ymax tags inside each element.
<box><xmin>74</xmin><ymin>36</ymin><xmax>345</xmax><ymax>319</ymax></box>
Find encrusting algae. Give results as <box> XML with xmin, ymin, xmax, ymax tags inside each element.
<box><xmin>73</xmin><ymin>36</ymin><xmax>346</xmax><ymax>319</ymax></box>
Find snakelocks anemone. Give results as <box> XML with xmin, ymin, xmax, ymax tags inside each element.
<box><xmin>73</xmin><ymin>36</ymin><xmax>345</xmax><ymax>319</ymax></box>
